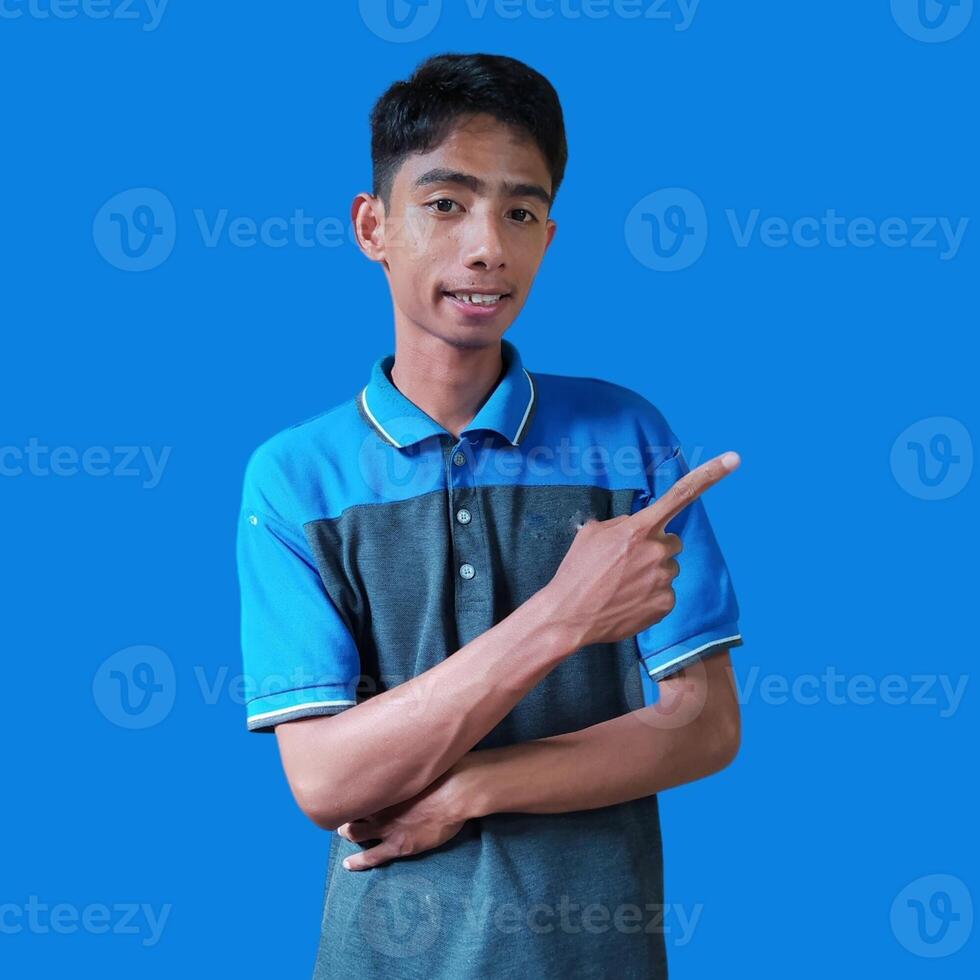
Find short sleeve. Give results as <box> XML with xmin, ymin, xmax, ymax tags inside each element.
<box><xmin>236</xmin><ymin>458</ymin><xmax>361</xmax><ymax>734</ymax></box>
<box><xmin>631</xmin><ymin>444</ymin><xmax>743</xmax><ymax>682</ymax></box>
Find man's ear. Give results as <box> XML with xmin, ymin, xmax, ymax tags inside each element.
<box><xmin>544</xmin><ymin>217</ymin><xmax>558</xmax><ymax>252</ymax></box>
<box><xmin>351</xmin><ymin>192</ymin><xmax>387</xmax><ymax>265</ymax></box>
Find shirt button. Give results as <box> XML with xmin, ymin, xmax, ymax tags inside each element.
<box><xmin>456</xmin><ymin>508</ymin><xmax>471</xmax><ymax>525</ymax></box>
<box><xmin>459</xmin><ymin>563</ymin><xmax>475</xmax><ymax>580</ymax></box>
<box><xmin>453</xmin><ymin>451</ymin><xmax>466</xmax><ymax>466</ymax></box>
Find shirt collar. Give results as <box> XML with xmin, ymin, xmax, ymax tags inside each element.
<box><xmin>358</xmin><ymin>338</ymin><xmax>537</xmax><ymax>450</ymax></box>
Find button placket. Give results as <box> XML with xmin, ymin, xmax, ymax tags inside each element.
<box><xmin>448</xmin><ymin>441</ymin><xmax>477</xmax><ymax>585</ymax></box>
<box><xmin>446</xmin><ymin>436</ymin><xmax>494</xmax><ymax>647</ymax></box>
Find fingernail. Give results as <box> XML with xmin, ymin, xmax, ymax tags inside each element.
<box><xmin>342</xmin><ymin>858</ymin><xmax>351</xmax><ymax>869</ymax></box>
<box><xmin>721</xmin><ymin>451</ymin><xmax>740</xmax><ymax>470</ymax></box>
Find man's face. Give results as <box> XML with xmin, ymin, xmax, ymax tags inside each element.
<box><xmin>369</xmin><ymin>113</ymin><xmax>557</xmax><ymax>350</ymax></box>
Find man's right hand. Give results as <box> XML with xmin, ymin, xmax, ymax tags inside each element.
<box><xmin>543</xmin><ymin>450</ymin><xmax>741</xmax><ymax>649</ymax></box>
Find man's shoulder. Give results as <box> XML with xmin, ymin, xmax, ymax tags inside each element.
<box><xmin>240</xmin><ymin>394</ymin><xmax>365</xmax><ymax>524</ymax></box>
<box><xmin>531</xmin><ymin>368</ymin><xmax>678</xmax><ymax>455</ymax></box>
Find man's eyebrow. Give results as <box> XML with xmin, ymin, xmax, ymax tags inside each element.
<box><xmin>413</xmin><ymin>168</ymin><xmax>552</xmax><ymax>208</ymax></box>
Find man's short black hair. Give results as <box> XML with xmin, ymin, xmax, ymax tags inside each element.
<box><xmin>369</xmin><ymin>52</ymin><xmax>568</xmax><ymax>213</ymax></box>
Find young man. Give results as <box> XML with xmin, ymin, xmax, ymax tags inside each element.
<box><xmin>237</xmin><ymin>52</ymin><xmax>744</xmax><ymax>980</ymax></box>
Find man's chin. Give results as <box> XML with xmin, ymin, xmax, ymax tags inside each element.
<box><xmin>427</xmin><ymin>316</ymin><xmax>512</xmax><ymax>350</ymax></box>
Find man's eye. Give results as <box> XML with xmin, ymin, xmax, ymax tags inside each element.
<box><xmin>426</xmin><ymin>200</ymin><xmax>537</xmax><ymax>222</ymax></box>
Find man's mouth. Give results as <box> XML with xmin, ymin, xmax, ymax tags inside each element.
<box><xmin>442</xmin><ymin>290</ymin><xmax>511</xmax><ymax>307</ymax></box>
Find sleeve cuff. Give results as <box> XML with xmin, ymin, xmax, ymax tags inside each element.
<box><xmin>640</xmin><ymin>622</ymin><xmax>743</xmax><ymax>682</ymax></box>
<box><xmin>246</xmin><ymin>683</ymin><xmax>358</xmax><ymax>733</ymax></box>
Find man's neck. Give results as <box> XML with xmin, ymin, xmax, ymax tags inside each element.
<box><xmin>389</xmin><ymin>330</ymin><xmax>505</xmax><ymax>441</ymax></box>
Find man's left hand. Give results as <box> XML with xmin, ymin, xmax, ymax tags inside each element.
<box><xmin>336</xmin><ymin>761</ymin><xmax>474</xmax><ymax>870</ymax></box>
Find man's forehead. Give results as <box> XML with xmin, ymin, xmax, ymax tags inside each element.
<box><xmin>393</xmin><ymin>117</ymin><xmax>551</xmax><ymax>201</ymax></box>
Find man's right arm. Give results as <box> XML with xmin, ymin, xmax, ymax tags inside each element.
<box><xmin>276</xmin><ymin>585</ymin><xmax>575</xmax><ymax>832</ymax></box>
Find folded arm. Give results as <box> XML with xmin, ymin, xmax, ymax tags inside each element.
<box><xmin>454</xmin><ymin>648</ymin><xmax>740</xmax><ymax>819</ymax></box>
<box><xmin>338</xmin><ymin>650</ymin><xmax>740</xmax><ymax>870</ymax></box>
<box><xmin>266</xmin><ymin>450</ymin><xmax>741</xmax><ymax>837</ymax></box>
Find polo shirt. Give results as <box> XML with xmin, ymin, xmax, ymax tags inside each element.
<box><xmin>236</xmin><ymin>337</ymin><xmax>743</xmax><ymax>979</ymax></box>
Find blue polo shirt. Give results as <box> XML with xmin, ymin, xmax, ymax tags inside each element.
<box><xmin>236</xmin><ymin>337</ymin><xmax>742</xmax><ymax>978</ymax></box>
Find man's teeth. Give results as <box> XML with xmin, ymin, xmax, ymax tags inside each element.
<box><xmin>449</xmin><ymin>292</ymin><xmax>503</xmax><ymax>305</ymax></box>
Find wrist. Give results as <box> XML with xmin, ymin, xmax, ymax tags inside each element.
<box><xmin>523</xmin><ymin>584</ymin><xmax>585</xmax><ymax>659</ymax></box>
<box><xmin>445</xmin><ymin>751</ymin><xmax>495</xmax><ymax>822</ymax></box>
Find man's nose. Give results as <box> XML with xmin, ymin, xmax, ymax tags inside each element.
<box><xmin>463</xmin><ymin>212</ymin><xmax>507</xmax><ymax>269</ymax></box>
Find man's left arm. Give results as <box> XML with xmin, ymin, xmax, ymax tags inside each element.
<box><xmin>452</xmin><ymin>648</ymin><xmax>739</xmax><ymax>818</ymax></box>
<box><xmin>338</xmin><ymin>649</ymin><xmax>739</xmax><ymax>869</ymax></box>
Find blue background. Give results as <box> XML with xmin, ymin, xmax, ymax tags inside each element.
<box><xmin>2</xmin><ymin>2</ymin><xmax>977</xmax><ymax>976</ymax></box>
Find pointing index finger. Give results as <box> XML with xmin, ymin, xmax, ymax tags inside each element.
<box><xmin>635</xmin><ymin>450</ymin><xmax>741</xmax><ymax>532</ymax></box>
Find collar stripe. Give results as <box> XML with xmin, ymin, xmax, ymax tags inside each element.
<box><xmin>513</xmin><ymin>369</ymin><xmax>536</xmax><ymax>445</ymax></box>
<box><xmin>359</xmin><ymin>387</ymin><xmax>403</xmax><ymax>448</ymax></box>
